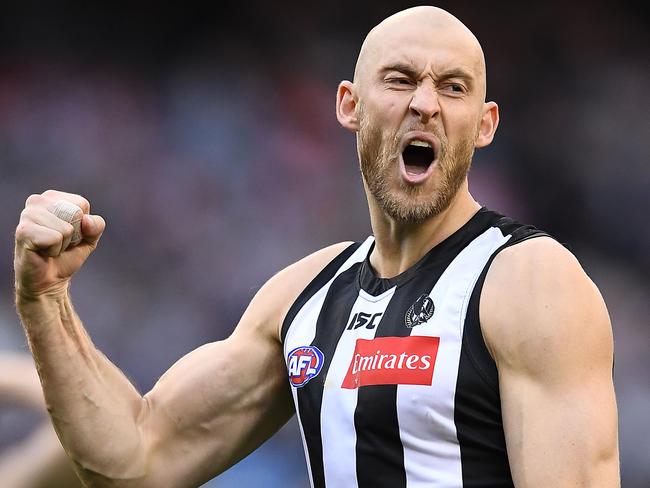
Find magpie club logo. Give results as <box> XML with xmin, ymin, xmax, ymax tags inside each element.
<box><xmin>405</xmin><ymin>293</ymin><xmax>435</xmax><ymax>328</ymax></box>
<box><xmin>287</xmin><ymin>346</ymin><xmax>324</xmax><ymax>388</ymax></box>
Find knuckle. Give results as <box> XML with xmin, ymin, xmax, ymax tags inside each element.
<box><xmin>20</xmin><ymin>207</ymin><xmax>39</xmax><ymax>223</ymax></box>
<box><xmin>44</xmin><ymin>234</ymin><xmax>64</xmax><ymax>256</ymax></box>
<box><xmin>73</xmin><ymin>194</ymin><xmax>90</xmax><ymax>211</ymax></box>
<box><xmin>25</xmin><ymin>193</ymin><xmax>43</xmax><ymax>206</ymax></box>
<box><xmin>15</xmin><ymin>222</ymin><xmax>32</xmax><ymax>241</ymax></box>
<box><xmin>17</xmin><ymin>211</ymin><xmax>33</xmax><ymax>226</ymax></box>
<box><xmin>15</xmin><ymin>222</ymin><xmax>27</xmax><ymax>236</ymax></box>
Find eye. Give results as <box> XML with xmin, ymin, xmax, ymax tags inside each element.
<box><xmin>386</xmin><ymin>77</ymin><xmax>414</xmax><ymax>86</ymax></box>
<box><xmin>442</xmin><ymin>83</ymin><xmax>465</xmax><ymax>94</ymax></box>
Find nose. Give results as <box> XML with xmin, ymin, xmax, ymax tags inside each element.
<box><xmin>409</xmin><ymin>83</ymin><xmax>440</xmax><ymax>124</ymax></box>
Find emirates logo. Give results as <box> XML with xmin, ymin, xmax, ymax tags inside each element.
<box><xmin>405</xmin><ymin>294</ymin><xmax>435</xmax><ymax>328</ymax></box>
<box><xmin>341</xmin><ymin>336</ymin><xmax>440</xmax><ymax>389</ymax></box>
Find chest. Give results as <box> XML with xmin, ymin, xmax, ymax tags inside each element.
<box><xmin>285</xmin><ymin>264</ymin><xmax>478</xmax><ymax>436</ymax></box>
<box><xmin>280</xmin><ymin>226</ymin><xmax>519</xmax><ymax>486</ymax></box>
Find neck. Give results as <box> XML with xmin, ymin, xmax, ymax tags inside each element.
<box><xmin>368</xmin><ymin>181</ymin><xmax>481</xmax><ymax>278</ymax></box>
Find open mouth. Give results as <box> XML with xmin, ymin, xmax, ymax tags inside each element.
<box><xmin>402</xmin><ymin>140</ymin><xmax>435</xmax><ymax>175</ymax></box>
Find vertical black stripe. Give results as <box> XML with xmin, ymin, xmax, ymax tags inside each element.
<box><xmin>296</xmin><ymin>264</ymin><xmax>362</xmax><ymax>488</ymax></box>
<box><xmin>455</xmin><ymin>229</ymin><xmax>547</xmax><ymax>487</ymax></box>
<box><xmin>354</xmin><ymin>273</ymin><xmax>445</xmax><ymax>488</ymax></box>
<box><xmin>281</xmin><ymin>242</ymin><xmax>361</xmax><ymax>343</ymax></box>
<box><xmin>455</xmin><ymin>261</ymin><xmax>513</xmax><ymax>487</ymax></box>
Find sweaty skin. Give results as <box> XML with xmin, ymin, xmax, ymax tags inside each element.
<box><xmin>14</xmin><ymin>6</ymin><xmax>618</xmax><ymax>488</ymax></box>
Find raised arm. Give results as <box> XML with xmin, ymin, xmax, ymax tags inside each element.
<box><xmin>14</xmin><ymin>189</ymin><xmax>350</xmax><ymax>488</ymax></box>
<box><xmin>481</xmin><ymin>237</ymin><xmax>619</xmax><ymax>487</ymax></box>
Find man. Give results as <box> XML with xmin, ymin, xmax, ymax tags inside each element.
<box><xmin>14</xmin><ymin>6</ymin><xmax>618</xmax><ymax>488</ymax></box>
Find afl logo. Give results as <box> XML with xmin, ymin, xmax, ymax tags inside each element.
<box><xmin>287</xmin><ymin>346</ymin><xmax>324</xmax><ymax>388</ymax></box>
<box><xmin>405</xmin><ymin>294</ymin><xmax>435</xmax><ymax>328</ymax></box>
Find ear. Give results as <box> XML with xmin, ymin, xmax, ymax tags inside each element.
<box><xmin>475</xmin><ymin>101</ymin><xmax>499</xmax><ymax>148</ymax></box>
<box><xmin>336</xmin><ymin>80</ymin><xmax>359</xmax><ymax>132</ymax></box>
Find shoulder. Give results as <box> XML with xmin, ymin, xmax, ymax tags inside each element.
<box><xmin>234</xmin><ymin>242</ymin><xmax>357</xmax><ymax>342</ymax></box>
<box><xmin>272</xmin><ymin>241</ymin><xmax>357</xmax><ymax>290</ymax></box>
<box><xmin>270</xmin><ymin>241</ymin><xmax>358</xmax><ymax>335</ymax></box>
<box><xmin>479</xmin><ymin>236</ymin><xmax>612</xmax><ymax>375</ymax></box>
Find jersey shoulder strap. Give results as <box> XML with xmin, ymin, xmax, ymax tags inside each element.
<box><xmin>463</xmin><ymin>216</ymin><xmax>551</xmax><ymax>389</ymax></box>
<box><xmin>280</xmin><ymin>241</ymin><xmax>363</xmax><ymax>343</ymax></box>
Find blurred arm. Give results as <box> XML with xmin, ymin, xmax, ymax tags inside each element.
<box><xmin>0</xmin><ymin>353</ymin><xmax>83</xmax><ymax>488</ymax></box>
<box><xmin>0</xmin><ymin>353</ymin><xmax>45</xmax><ymax>410</ymax></box>
<box><xmin>0</xmin><ymin>422</ymin><xmax>83</xmax><ymax>488</ymax></box>
<box><xmin>481</xmin><ymin>237</ymin><xmax>619</xmax><ymax>487</ymax></box>
<box><xmin>16</xmin><ymin>241</ymin><xmax>350</xmax><ymax>488</ymax></box>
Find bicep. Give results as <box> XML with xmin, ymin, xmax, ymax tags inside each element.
<box><xmin>140</xmin><ymin>331</ymin><xmax>293</xmax><ymax>487</ymax></box>
<box><xmin>129</xmin><ymin>243</ymin><xmax>350</xmax><ymax>487</ymax></box>
<box><xmin>499</xmin><ymin>354</ymin><xmax>618</xmax><ymax>487</ymax></box>
<box><xmin>482</xmin><ymin>239</ymin><xmax>619</xmax><ymax>487</ymax></box>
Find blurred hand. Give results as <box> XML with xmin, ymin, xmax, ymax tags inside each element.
<box><xmin>14</xmin><ymin>190</ymin><xmax>106</xmax><ymax>299</ymax></box>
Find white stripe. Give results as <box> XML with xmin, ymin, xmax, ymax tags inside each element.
<box><xmin>283</xmin><ymin>237</ymin><xmax>374</xmax><ymax>487</ymax></box>
<box><xmin>397</xmin><ymin>226</ymin><xmax>510</xmax><ymax>487</ymax></box>
<box><xmin>321</xmin><ymin>286</ymin><xmax>396</xmax><ymax>488</ymax></box>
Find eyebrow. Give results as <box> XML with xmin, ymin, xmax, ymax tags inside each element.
<box><xmin>380</xmin><ymin>63</ymin><xmax>475</xmax><ymax>87</ymax></box>
<box><xmin>380</xmin><ymin>62</ymin><xmax>421</xmax><ymax>79</ymax></box>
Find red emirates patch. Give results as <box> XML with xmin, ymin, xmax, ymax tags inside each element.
<box><xmin>341</xmin><ymin>336</ymin><xmax>440</xmax><ymax>389</ymax></box>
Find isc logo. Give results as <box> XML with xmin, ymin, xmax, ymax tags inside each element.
<box><xmin>346</xmin><ymin>311</ymin><xmax>383</xmax><ymax>331</ymax></box>
<box><xmin>287</xmin><ymin>346</ymin><xmax>324</xmax><ymax>388</ymax></box>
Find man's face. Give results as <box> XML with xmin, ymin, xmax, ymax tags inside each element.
<box><xmin>354</xmin><ymin>20</ymin><xmax>487</xmax><ymax>223</ymax></box>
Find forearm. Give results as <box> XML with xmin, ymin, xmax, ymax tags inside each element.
<box><xmin>17</xmin><ymin>289</ymin><xmax>147</xmax><ymax>482</ymax></box>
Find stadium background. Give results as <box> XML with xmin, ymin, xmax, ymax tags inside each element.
<box><xmin>0</xmin><ymin>1</ymin><xmax>648</xmax><ymax>486</ymax></box>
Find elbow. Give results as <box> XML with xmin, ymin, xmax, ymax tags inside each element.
<box><xmin>70</xmin><ymin>447</ymin><xmax>150</xmax><ymax>488</ymax></box>
<box><xmin>72</xmin><ymin>466</ymin><xmax>148</xmax><ymax>488</ymax></box>
<box><xmin>71</xmin><ymin>397</ymin><xmax>154</xmax><ymax>487</ymax></box>
<box><xmin>588</xmin><ymin>445</ymin><xmax>620</xmax><ymax>487</ymax></box>
<box><xmin>71</xmin><ymin>449</ymin><xmax>155</xmax><ymax>488</ymax></box>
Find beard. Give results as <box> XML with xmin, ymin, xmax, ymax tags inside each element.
<box><xmin>358</xmin><ymin>107</ymin><xmax>475</xmax><ymax>224</ymax></box>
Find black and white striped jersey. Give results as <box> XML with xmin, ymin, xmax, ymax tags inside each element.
<box><xmin>280</xmin><ymin>208</ymin><xmax>548</xmax><ymax>488</ymax></box>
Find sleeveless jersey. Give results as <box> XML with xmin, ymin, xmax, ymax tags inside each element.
<box><xmin>281</xmin><ymin>208</ymin><xmax>548</xmax><ymax>488</ymax></box>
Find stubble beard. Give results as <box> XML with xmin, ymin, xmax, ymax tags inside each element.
<box><xmin>358</xmin><ymin>110</ymin><xmax>476</xmax><ymax>224</ymax></box>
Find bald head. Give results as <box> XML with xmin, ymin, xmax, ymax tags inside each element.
<box><xmin>354</xmin><ymin>6</ymin><xmax>487</xmax><ymax>100</ymax></box>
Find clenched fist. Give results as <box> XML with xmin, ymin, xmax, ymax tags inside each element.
<box><xmin>14</xmin><ymin>190</ymin><xmax>106</xmax><ymax>299</ymax></box>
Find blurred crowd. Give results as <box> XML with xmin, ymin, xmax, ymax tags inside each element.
<box><xmin>0</xmin><ymin>2</ymin><xmax>648</xmax><ymax>486</ymax></box>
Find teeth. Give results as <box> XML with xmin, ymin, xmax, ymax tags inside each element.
<box><xmin>408</xmin><ymin>140</ymin><xmax>431</xmax><ymax>148</ymax></box>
